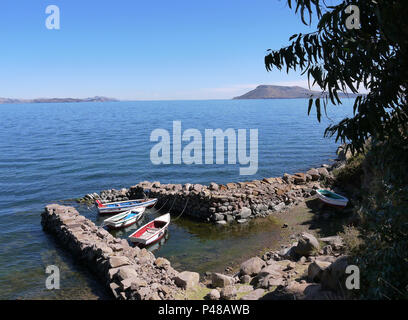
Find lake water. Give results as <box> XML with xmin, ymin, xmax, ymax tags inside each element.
<box><xmin>0</xmin><ymin>99</ymin><xmax>353</xmax><ymax>299</ymax></box>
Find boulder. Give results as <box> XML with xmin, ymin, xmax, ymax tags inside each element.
<box><xmin>173</xmin><ymin>271</ymin><xmax>200</xmax><ymax>290</ymax></box>
<box><xmin>320</xmin><ymin>256</ymin><xmax>349</xmax><ymax>292</ymax></box>
<box><xmin>294</xmin><ymin>232</ymin><xmax>320</xmax><ymax>256</ymax></box>
<box><xmin>207</xmin><ymin>289</ymin><xmax>220</xmax><ymax>300</ymax></box>
<box><xmin>240</xmin><ymin>289</ymin><xmax>265</xmax><ymax>300</ymax></box>
<box><xmin>209</xmin><ymin>182</ymin><xmax>219</xmax><ymax>191</ymax></box>
<box><xmin>238</xmin><ymin>207</ymin><xmax>252</xmax><ymax>219</ymax></box>
<box><xmin>108</xmin><ymin>256</ymin><xmax>130</xmax><ymax>269</ymax></box>
<box><xmin>116</xmin><ymin>266</ymin><xmax>138</xmax><ymax>281</ymax></box>
<box><xmin>240</xmin><ymin>257</ymin><xmax>266</xmax><ymax>276</ymax></box>
<box><xmin>154</xmin><ymin>257</ymin><xmax>171</xmax><ymax>269</ymax></box>
<box><xmin>308</xmin><ymin>261</ymin><xmax>332</xmax><ymax>282</ymax></box>
<box><xmin>317</xmin><ymin>167</ymin><xmax>330</xmax><ymax>179</ymax></box>
<box><xmin>293</xmin><ymin>173</ymin><xmax>307</xmax><ymax>184</ymax></box>
<box><xmin>306</xmin><ymin>168</ymin><xmax>320</xmax><ymax>181</ymax></box>
<box><xmin>220</xmin><ymin>285</ymin><xmax>237</xmax><ymax>300</ymax></box>
<box><xmin>319</xmin><ymin>236</ymin><xmax>344</xmax><ymax>251</ymax></box>
<box><xmin>211</xmin><ymin>273</ymin><xmax>235</xmax><ymax>288</ymax></box>
<box><xmin>240</xmin><ymin>275</ymin><xmax>252</xmax><ymax>284</ymax></box>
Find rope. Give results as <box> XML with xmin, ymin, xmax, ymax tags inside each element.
<box><xmin>156</xmin><ymin>198</ymin><xmax>169</xmax><ymax>211</ymax></box>
<box><xmin>172</xmin><ymin>198</ymin><xmax>189</xmax><ymax>222</ymax></box>
<box><xmin>168</xmin><ymin>197</ymin><xmax>177</xmax><ymax>212</ymax></box>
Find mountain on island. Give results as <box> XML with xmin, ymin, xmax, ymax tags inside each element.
<box><xmin>0</xmin><ymin>96</ymin><xmax>118</xmax><ymax>104</ymax></box>
<box><xmin>233</xmin><ymin>85</ymin><xmax>361</xmax><ymax>99</ymax></box>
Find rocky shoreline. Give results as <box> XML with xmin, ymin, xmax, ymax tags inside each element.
<box><xmin>41</xmin><ymin>204</ymin><xmax>351</xmax><ymax>300</ymax></box>
<box><xmin>41</xmin><ymin>204</ymin><xmax>201</xmax><ymax>300</ymax></box>
<box><xmin>43</xmin><ymin>147</ymin><xmax>354</xmax><ymax>300</ymax></box>
<box><xmin>81</xmin><ymin>164</ymin><xmax>339</xmax><ymax>225</ymax></box>
<box><xmin>200</xmin><ymin>232</ymin><xmax>350</xmax><ymax>300</ymax></box>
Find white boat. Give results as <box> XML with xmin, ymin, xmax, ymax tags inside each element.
<box><xmin>128</xmin><ymin>213</ymin><xmax>170</xmax><ymax>246</ymax></box>
<box><xmin>95</xmin><ymin>198</ymin><xmax>157</xmax><ymax>214</ymax></box>
<box><xmin>103</xmin><ymin>207</ymin><xmax>146</xmax><ymax>229</ymax></box>
<box><xmin>316</xmin><ymin>189</ymin><xmax>349</xmax><ymax>208</ymax></box>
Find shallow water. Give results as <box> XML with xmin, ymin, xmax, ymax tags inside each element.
<box><xmin>0</xmin><ymin>99</ymin><xmax>353</xmax><ymax>299</ymax></box>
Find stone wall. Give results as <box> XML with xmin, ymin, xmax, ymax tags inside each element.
<box><xmin>41</xmin><ymin>204</ymin><xmax>200</xmax><ymax>300</ymax></box>
<box><xmin>83</xmin><ymin>165</ymin><xmax>335</xmax><ymax>224</ymax></box>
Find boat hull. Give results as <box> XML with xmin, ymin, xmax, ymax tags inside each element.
<box><xmin>316</xmin><ymin>189</ymin><xmax>348</xmax><ymax>208</ymax></box>
<box><xmin>96</xmin><ymin>198</ymin><xmax>157</xmax><ymax>214</ymax></box>
<box><xmin>128</xmin><ymin>213</ymin><xmax>170</xmax><ymax>246</ymax></box>
<box><xmin>104</xmin><ymin>207</ymin><xmax>146</xmax><ymax>229</ymax></box>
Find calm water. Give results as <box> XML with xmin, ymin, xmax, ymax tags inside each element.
<box><xmin>0</xmin><ymin>99</ymin><xmax>353</xmax><ymax>299</ymax></box>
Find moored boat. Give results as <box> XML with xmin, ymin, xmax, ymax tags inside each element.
<box><xmin>316</xmin><ymin>189</ymin><xmax>348</xmax><ymax>208</ymax></box>
<box><xmin>103</xmin><ymin>207</ymin><xmax>145</xmax><ymax>229</ymax></box>
<box><xmin>128</xmin><ymin>213</ymin><xmax>170</xmax><ymax>246</ymax></box>
<box><xmin>95</xmin><ymin>198</ymin><xmax>157</xmax><ymax>214</ymax></box>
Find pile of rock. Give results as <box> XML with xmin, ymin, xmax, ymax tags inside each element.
<box><xmin>82</xmin><ymin>165</ymin><xmax>336</xmax><ymax>224</ymax></box>
<box><xmin>41</xmin><ymin>204</ymin><xmax>201</xmax><ymax>300</ymax></box>
<box><xmin>202</xmin><ymin>232</ymin><xmax>350</xmax><ymax>300</ymax></box>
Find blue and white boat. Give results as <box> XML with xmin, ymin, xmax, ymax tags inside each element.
<box><xmin>103</xmin><ymin>207</ymin><xmax>146</xmax><ymax>229</ymax></box>
<box><xmin>96</xmin><ymin>198</ymin><xmax>157</xmax><ymax>214</ymax></box>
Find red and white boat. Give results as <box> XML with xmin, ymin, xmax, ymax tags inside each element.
<box><xmin>128</xmin><ymin>213</ymin><xmax>170</xmax><ymax>246</ymax></box>
<box><xmin>95</xmin><ymin>198</ymin><xmax>157</xmax><ymax>214</ymax></box>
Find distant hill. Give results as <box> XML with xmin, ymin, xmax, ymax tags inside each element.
<box><xmin>0</xmin><ymin>96</ymin><xmax>118</xmax><ymax>104</ymax></box>
<box><xmin>233</xmin><ymin>85</ymin><xmax>361</xmax><ymax>99</ymax></box>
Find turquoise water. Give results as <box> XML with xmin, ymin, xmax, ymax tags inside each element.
<box><xmin>0</xmin><ymin>99</ymin><xmax>353</xmax><ymax>299</ymax></box>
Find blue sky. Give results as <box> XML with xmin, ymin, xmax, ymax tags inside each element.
<box><xmin>0</xmin><ymin>0</ymin><xmax>318</xmax><ymax>100</ymax></box>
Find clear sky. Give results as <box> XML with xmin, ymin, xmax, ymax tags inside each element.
<box><xmin>0</xmin><ymin>0</ymin><xmax>318</xmax><ymax>100</ymax></box>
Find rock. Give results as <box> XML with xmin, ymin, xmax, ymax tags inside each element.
<box><xmin>211</xmin><ymin>273</ymin><xmax>235</xmax><ymax>288</ymax></box>
<box><xmin>116</xmin><ymin>266</ymin><xmax>138</xmax><ymax>281</ymax></box>
<box><xmin>173</xmin><ymin>271</ymin><xmax>200</xmax><ymax>290</ymax></box>
<box><xmin>216</xmin><ymin>220</ymin><xmax>227</xmax><ymax>225</ymax></box>
<box><xmin>294</xmin><ymin>232</ymin><xmax>320</xmax><ymax>256</ymax></box>
<box><xmin>319</xmin><ymin>236</ymin><xmax>344</xmax><ymax>251</ymax></box>
<box><xmin>306</xmin><ymin>168</ymin><xmax>320</xmax><ymax>181</ymax></box>
<box><xmin>293</xmin><ymin>173</ymin><xmax>306</xmax><ymax>184</ymax></box>
<box><xmin>322</xmin><ymin>245</ymin><xmax>333</xmax><ymax>255</ymax></box>
<box><xmin>220</xmin><ymin>285</ymin><xmax>237</xmax><ymax>300</ymax></box>
<box><xmin>154</xmin><ymin>257</ymin><xmax>171</xmax><ymax>269</ymax></box>
<box><xmin>240</xmin><ymin>275</ymin><xmax>252</xmax><ymax>284</ymax></box>
<box><xmin>120</xmin><ymin>277</ymin><xmax>147</xmax><ymax>290</ymax></box>
<box><xmin>108</xmin><ymin>256</ymin><xmax>130</xmax><ymax>268</ymax></box>
<box><xmin>209</xmin><ymin>182</ymin><xmax>219</xmax><ymax>191</ymax></box>
<box><xmin>240</xmin><ymin>257</ymin><xmax>266</xmax><ymax>276</ymax></box>
<box><xmin>271</xmin><ymin>202</ymin><xmax>285</xmax><ymax>212</ymax></box>
<box><xmin>238</xmin><ymin>207</ymin><xmax>252</xmax><ymax>219</ymax></box>
<box><xmin>308</xmin><ymin>261</ymin><xmax>332</xmax><ymax>282</ymax></box>
<box><xmin>320</xmin><ymin>256</ymin><xmax>349</xmax><ymax>292</ymax></box>
<box><xmin>241</xmin><ymin>289</ymin><xmax>265</xmax><ymax>300</ymax></box>
<box><xmin>237</xmin><ymin>219</ymin><xmax>247</xmax><ymax>224</ymax></box>
<box><xmin>207</xmin><ymin>289</ymin><xmax>220</xmax><ymax>300</ymax></box>
<box><xmin>317</xmin><ymin>167</ymin><xmax>330</xmax><ymax>179</ymax></box>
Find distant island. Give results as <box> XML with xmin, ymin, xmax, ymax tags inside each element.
<box><xmin>233</xmin><ymin>85</ymin><xmax>362</xmax><ymax>99</ymax></box>
<box><xmin>0</xmin><ymin>96</ymin><xmax>118</xmax><ymax>104</ymax></box>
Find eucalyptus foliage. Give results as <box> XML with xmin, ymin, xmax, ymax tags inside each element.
<box><xmin>264</xmin><ymin>0</ymin><xmax>408</xmax><ymax>154</ymax></box>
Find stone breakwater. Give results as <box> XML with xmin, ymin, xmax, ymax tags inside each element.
<box><xmin>41</xmin><ymin>204</ymin><xmax>202</xmax><ymax>300</ymax></box>
<box><xmin>82</xmin><ymin>165</ymin><xmax>335</xmax><ymax>224</ymax></box>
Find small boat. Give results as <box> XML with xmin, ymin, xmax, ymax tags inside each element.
<box><xmin>103</xmin><ymin>207</ymin><xmax>145</xmax><ymax>229</ymax></box>
<box><xmin>95</xmin><ymin>198</ymin><xmax>157</xmax><ymax>214</ymax></box>
<box><xmin>128</xmin><ymin>213</ymin><xmax>170</xmax><ymax>246</ymax></box>
<box><xmin>316</xmin><ymin>189</ymin><xmax>349</xmax><ymax>208</ymax></box>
